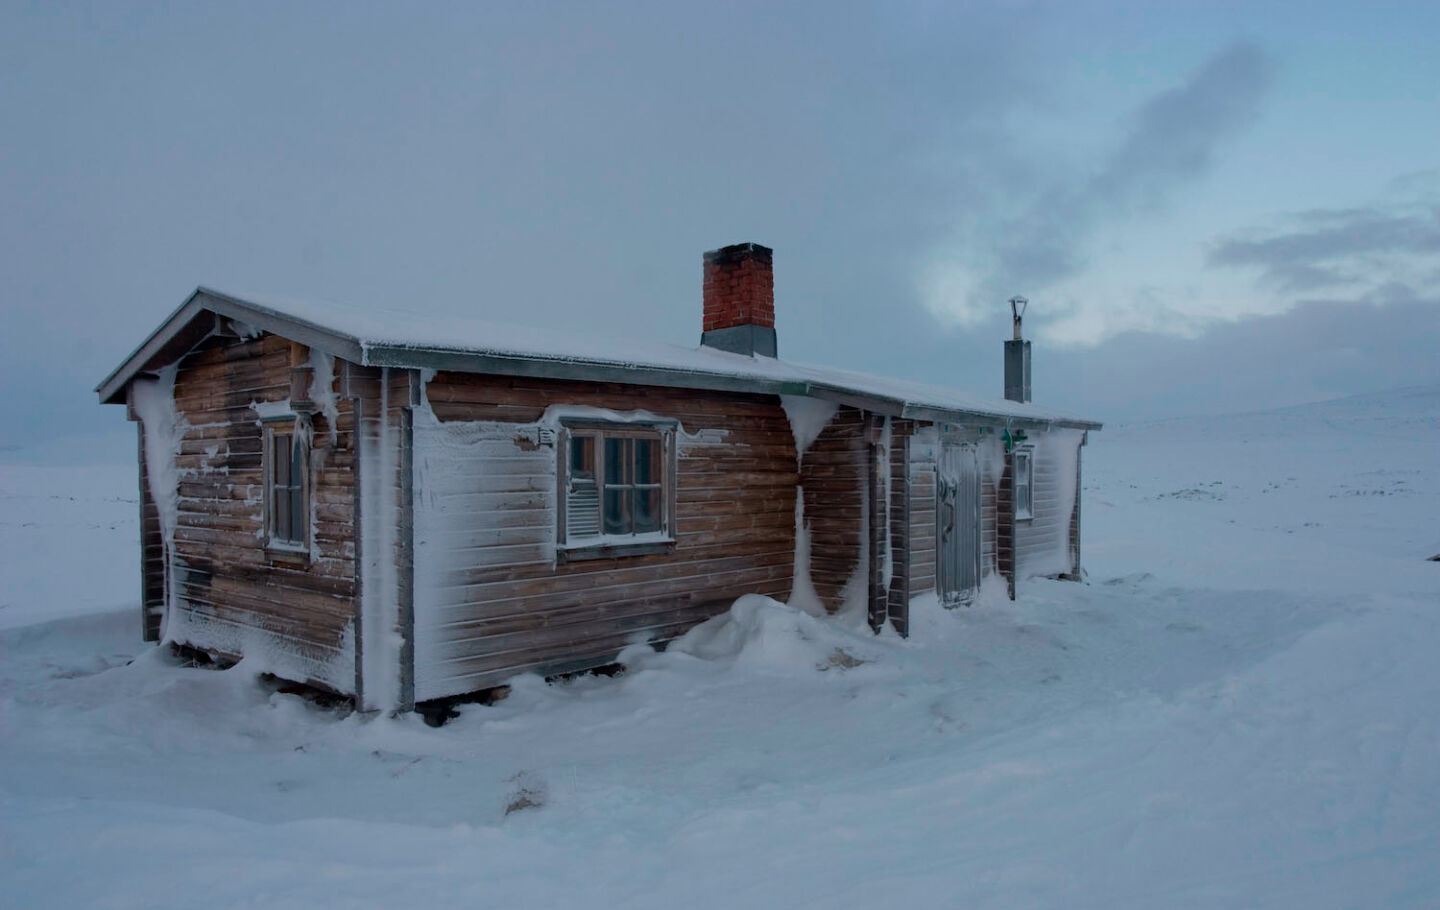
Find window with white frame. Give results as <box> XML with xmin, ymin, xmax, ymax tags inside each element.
<box><xmin>1013</xmin><ymin>447</ymin><xmax>1034</xmax><ymax>520</ymax></box>
<box><xmin>265</xmin><ymin>421</ymin><xmax>309</xmax><ymax>549</ymax></box>
<box><xmin>561</xmin><ymin>423</ymin><xmax>673</xmax><ymax>548</ymax></box>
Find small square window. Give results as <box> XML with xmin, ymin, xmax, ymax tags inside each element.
<box><xmin>561</xmin><ymin>423</ymin><xmax>673</xmax><ymax>554</ymax></box>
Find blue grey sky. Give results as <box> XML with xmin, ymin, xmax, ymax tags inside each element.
<box><xmin>3</xmin><ymin>1</ymin><xmax>1437</xmax><ymax>455</ymax></box>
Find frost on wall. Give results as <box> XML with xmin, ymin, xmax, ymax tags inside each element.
<box><xmin>410</xmin><ymin>395</ymin><xmax>584</xmax><ymax>703</ymax></box>
<box><xmin>787</xmin><ymin>490</ymin><xmax>825</xmax><ymax>616</ymax></box>
<box><xmin>780</xmin><ymin>395</ymin><xmax>839</xmax><ymax>467</ymax></box>
<box><xmin>164</xmin><ymin>605</ymin><xmax>356</xmax><ymax>694</ymax></box>
<box><xmin>780</xmin><ymin>395</ymin><xmax>839</xmax><ymax>617</ymax></box>
<box><xmin>152</xmin><ymin>368</ymin><xmax>355</xmax><ymax>693</ymax></box>
<box><xmin>130</xmin><ymin>366</ymin><xmax>188</xmax><ymax>640</ymax></box>
<box><xmin>409</xmin><ymin>392</ymin><xmax>779</xmax><ymax>700</ymax></box>
<box><xmin>833</xmin><ymin>416</ymin><xmax>892</xmax><ymax>629</ymax></box>
<box><xmin>1013</xmin><ymin>427</ymin><xmax>1084</xmax><ymax>579</ymax></box>
<box><xmin>358</xmin><ymin>372</ymin><xmax>403</xmax><ymax>712</ymax></box>
<box><xmin>878</xmin><ymin>417</ymin><xmax>892</xmax><ymax>590</ymax></box>
<box><xmin>834</xmin><ymin>460</ymin><xmax>871</xmax><ymax>628</ymax></box>
<box><xmin>308</xmin><ymin>350</ymin><xmax>340</xmax><ymax>445</ymax></box>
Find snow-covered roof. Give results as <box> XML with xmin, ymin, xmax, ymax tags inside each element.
<box><xmin>97</xmin><ymin>287</ymin><xmax>1101</xmax><ymax>430</ymax></box>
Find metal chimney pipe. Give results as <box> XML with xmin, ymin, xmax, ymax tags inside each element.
<box><xmin>1004</xmin><ymin>296</ymin><xmax>1031</xmax><ymax>403</ymax></box>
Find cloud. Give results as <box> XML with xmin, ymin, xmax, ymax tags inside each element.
<box><xmin>1208</xmin><ymin>200</ymin><xmax>1440</xmax><ymax>292</ymax></box>
<box><xmin>922</xmin><ymin>41</ymin><xmax>1275</xmax><ymax>329</ymax></box>
<box><xmin>1041</xmin><ymin>283</ymin><xmax>1440</xmax><ymax>422</ymax></box>
<box><xmin>1092</xmin><ymin>43</ymin><xmax>1275</xmax><ymax>207</ymax></box>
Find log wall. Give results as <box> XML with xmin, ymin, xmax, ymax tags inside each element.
<box><xmin>907</xmin><ymin>424</ymin><xmax>938</xmax><ymax>596</ymax></box>
<box><xmin>886</xmin><ymin>421</ymin><xmax>913</xmax><ymax>635</ymax></box>
<box><xmin>411</xmin><ymin>372</ymin><xmax>798</xmax><ymax>700</ymax></box>
<box><xmin>166</xmin><ymin>332</ymin><xmax>357</xmax><ymax>693</ymax></box>
<box><xmin>980</xmin><ymin>433</ymin><xmax>1002</xmax><ymax>581</ymax></box>
<box><xmin>1012</xmin><ymin>430</ymin><xmax>1083</xmax><ymax>579</ymax></box>
<box><xmin>137</xmin><ymin>424</ymin><xmax>165</xmax><ymax>642</ymax></box>
<box><xmin>796</xmin><ymin>405</ymin><xmax>868</xmax><ymax>613</ymax></box>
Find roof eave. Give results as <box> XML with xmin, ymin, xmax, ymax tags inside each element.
<box><xmin>900</xmin><ymin>403</ymin><xmax>1102</xmax><ymax>432</ymax></box>
<box><xmin>362</xmin><ymin>343</ymin><xmax>813</xmax><ymax>398</ymax></box>
<box><xmin>96</xmin><ymin>289</ymin><xmax>1104</xmax><ymax>433</ymax></box>
<box><xmin>95</xmin><ymin>288</ymin><xmax>366</xmax><ymax>405</ymax></box>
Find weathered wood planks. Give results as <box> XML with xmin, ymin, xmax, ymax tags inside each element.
<box><xmin>411</xmin><ymin>371</ymin><xmax>799</xmax><ymax>701</ymax></box>
<box><xmin>166</xmin><ymin>333</ymin><xmax>358</xmax><ymax>691</ymax></box>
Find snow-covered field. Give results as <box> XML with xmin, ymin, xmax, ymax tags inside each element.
<box><xmin>2</xmin><ymin>389</ymin><xmax>1438</xmax><ymax>909</ymax></box>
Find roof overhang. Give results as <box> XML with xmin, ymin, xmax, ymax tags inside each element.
<box><xmin>97</xmin><ymin>288</ymin><xmax>1102</xmax><ymax>433</ymax></box>
<box><xmin>95</xmin><ymin>288</ymin><xmax>366</xmax><ymax>404</ymax></box>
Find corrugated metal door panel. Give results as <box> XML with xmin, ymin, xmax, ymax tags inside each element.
<box><xmin>937</xmin><ymin>443</ymin><xmax>981</xmax><ymax>605</ymax></box>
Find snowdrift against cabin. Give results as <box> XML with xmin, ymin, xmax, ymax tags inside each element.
<box><xmin>96</xmin><ymin>242</ymin><xmax>1100</xmax><ymax>712</ymax></box>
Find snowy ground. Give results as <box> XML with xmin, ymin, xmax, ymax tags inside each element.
<box><xmin>2</xmin><ymin>390</ymin><xmax>1438</xmax><ymax>909</ymax></box>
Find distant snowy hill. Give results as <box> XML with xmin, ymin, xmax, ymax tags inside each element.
<box><xmin>2</xmin><ymin>386</ymin><xmax>1438</xmax><ymax>908</ymax></box>
<box><xmin>1085</xmin><ymin>384</ymin><xmax>1439</xmax><ymax>592</ymax></box>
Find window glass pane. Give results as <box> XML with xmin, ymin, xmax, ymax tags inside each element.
<box><xmin>1016</xmin><ymin>452</ymin><xmax>1032</xmax><ymax>517</ymax></box>
<box><xmin>604</xmin><ymin>437</ymin><xmax>627</xmax><ymax>485</ymax></box>
<box><xmin>603</xmin><ymin>488</ymin><xmax>627</xmax><ymax>535</ymax></box>
<box><xmin>633</xmin><ymin>438</ymin><xmax>658</xmax><ymax>485</ymax></box>
<box><xmin>289</xmin><ymin>487</ymin><xmax>305</xmax><ymax>541</ymax></box>
<box><xmin>291</xmin><ymin>437</ymin><xmax>305</xmax><ymax>487</ymax></box>
<box><xmin>273</xmin><ymin>433</ymin><xmax>291</xmax><ymax>486</ymax></box>
<box><xmin>570</xmin><ymin>436</ymin><xmax>594</xmax><ymax>477</ymax></box>
<box><xmin>632</xmin><ymin>488</ymin><xmax>660</xmax><ymax>534</ymax></box>
<box><xmin>274</xmin><ymin>484</ymin><xmax>291</xmax><ymax>541</ymax></box>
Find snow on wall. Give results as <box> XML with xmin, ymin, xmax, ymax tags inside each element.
<box><xmin>834</xmin><ymin>455</ymin><xmax>871</xmax><ymax>629</ymax></box>
<box><xmin>134</xmin><ymin>344</ymin><xmax>358</xmax><ymax>694</ymax></box>
<box><xmin>979</xmin><ymin>431</ymin><xmax>1005</xmax><ymax>577</ymax></box>
<box><xmin>908</xmin><ymin>425</ymin><xmax>939</xmax><ymax>595</ymax></box>
<box><xmin>130</xmin><ymin>366</ymin><xmax>188</xmax><ymax>640</ymax></box>
<box><xmin>827</xmin><ymin>413</ymin><xmax>890</xmax><ymax>628</ymax></box>
<box><xmin>164</xmin><ymin>603</ymin><xmax>356</xmax><ymax>693</ymax></box>
<box><xmin>879</xmin><ymin>417</ymin><xmax>893</xmax><ymax>590</ymax></box>
<box><xmin>409</xmin><ymin>381</ymin><xmax>798</xmax><ymax>701</ymax></box>
<box><xmin>410</xmin><ymin>397</ymin><xmax>560</xmax><ymax>702</ymax></box>
<box><xmin>1013</xmin><ymin>427</ymin><xmax>1083</xmax><ymax>579</ymax></box>
<box><xmin>780</xmin><ymin>395</ymin><xmax>838</xmax><ymax>466</ymax></box>
<box><xmin>780</xmin><ymin>395</ymin><xmax>841</xmax><ymax>618</ymax></box>
<box><xmin>248</xmin><ymin>399</ymin><xmax>294</xmax><ymax>422</ymax></box>
<box><xmin>786</xmin><ymin>489</ymin><xmax>825</xmax><ymax>616</ymax></box>
<box><xmin>309</xmin><ymin>350</ymin><xmax>339</xmax><ymax>445</ymax></box>
<box><xmin>358</xmin><ymin>371</ymin><xmax>403</xmax><ymax>712</ymax></box>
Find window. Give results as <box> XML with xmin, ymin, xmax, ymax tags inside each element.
<box><xmin>560</xmin><ymin>422</ymin><xmax>674</xmax><ymax>556</ymax></box>
<box><xmin>266</xmin><ymin>422</ymin><xmax>309</xmax><ymax>549</ymax></box>
<box><xmin>1013</xmin><ymin>447</ymin><xmax>1034</xmax><ymax>520</ymax></box>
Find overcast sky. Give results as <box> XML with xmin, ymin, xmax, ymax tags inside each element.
<box><xmin>3</xmin><ymin>0</ymin><xmax>1437</xmax><ymax>454</ymax></box>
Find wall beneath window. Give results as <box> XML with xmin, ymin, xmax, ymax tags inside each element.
<box><xmin>411</xmin><ymin>372</ymin><xmax>798</xmax><ymax>701</ymax></box>
<box><xmin>161</xmin><ymin>332</ymin><xmax>358</xmax><ymax>693</ymax></box>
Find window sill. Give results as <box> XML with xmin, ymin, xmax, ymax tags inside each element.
<box><xmin>266</xmin><ymin>544</ymin><xmax>311</xmax><ymax>566</ymax></box>
<box><xmin>557</xmin><ymin>536</ymin><xmax>676</xmax><ymax>563</ymax></box>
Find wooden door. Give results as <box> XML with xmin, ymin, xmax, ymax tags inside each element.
<box><xmin>937</xmin><ymin>443</ymin><xmax>981</xmax><ymax>605</ymax></box>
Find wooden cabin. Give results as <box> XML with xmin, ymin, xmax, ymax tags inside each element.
<box><xmin>97</xmin><ymin>243</ymin><xmax>1100</xmax><ymax>712</ymax></box>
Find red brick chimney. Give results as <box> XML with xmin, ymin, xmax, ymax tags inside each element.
<box><xmin>700</xmin><ymin>242</ymin><xmax>777</xmax><ymax>357</ymax></box>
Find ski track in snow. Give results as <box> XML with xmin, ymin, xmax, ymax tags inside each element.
<box><xmin>2</xmin><ymin>387</ymin><xmax>1439</xmax><ymax>909</ymax></box>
